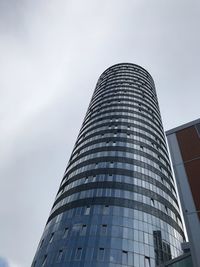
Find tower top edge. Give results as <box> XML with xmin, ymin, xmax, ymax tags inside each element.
<box><xmin>101</xmin><ymin>62</ymin><xmax>153</xmax><ymax>78</ymax></box>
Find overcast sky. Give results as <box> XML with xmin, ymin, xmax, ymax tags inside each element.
<box><xmin>0</xmin><ymin>1</ymin><xmax>200</xmax><ymax>266</ymax></box>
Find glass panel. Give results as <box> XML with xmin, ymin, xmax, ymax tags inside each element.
<box><xmin>100</xmin><ymin>224</ymin><xmax>107</xmax><ymax>235</ymax></box>
<box><xmin>42</xmin><ymin>255</ymin><xmax>47</xmax><ymax>266</ymax></box>
<box><xmin>85</xmin><ymin>206</ymin><xmax>90</xmax><ymax>215</ymax></box>
<box><xmin>80</xmin><ymin>225</ymin><xmax>87</xmax><ymax>235</ymax></box>
<box><xmin>75</xmin><ymin>248</ymin><xmax>82</xmax><ymax>260</ymax></box>
<box><xmin>98</xmin><ymin>248</ymin><xmax>105</xmax><ymax>261</ymax></box>
<box><xmin>63</xmin><ymin>227</ymin><xmax>69</xmax><ymax>238</ymax></box>
<box><xmin>122</xmin><ymin>250</ymin><xmax>128</xmax><ymax>265</ymax></box>
<box><xmin>145</xmin><ymin>256</ymin><xmax>150</xmax><ymax>267</ymax></box>
<box><xmin>57</xmin><ymin>250</ymin><xmax>63</xmax><ymax>262</ymax></box>
<box><xmin>49</xmin><ymin>233</ymin><xmax>54</xmax><ymax>243</ymax></box>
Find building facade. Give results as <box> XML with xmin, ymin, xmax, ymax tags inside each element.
<box><xmin>32</xmin><ymin>63</ymin><xmax>185</xmax><ymax>267</ymax></box>
<box><xmin>166</xmin><ymin>119</ymin><xmax>200</xmax><ymax>267</ymax></box>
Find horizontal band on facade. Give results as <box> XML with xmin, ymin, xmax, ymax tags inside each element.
<box><xmin>85</xmin><ymin>100</ymin><xmax>162</xmax><ymax>129</ymax></box>
<box><xmin>89</xmin><ymin>89</ymin><xmax>158</xmax><ymax>110</ymax></box>
<box><xmin>67</xmin><ymin>145</ymin><xmax>171</xmax><ymax>177</ymax></box>
<box><xmin>87</xmin><ymin>94</ymin><xmax>160</xmax><ymax>121</ymax></box>
<box><xmin>95</xmin><ymin>86</ymin><xmax>155</xmax><ymax>105</ymax></box>
<box><xmin>91</xmin><ymin>90</ymin><xmax>158</xmax><ymax>114</ymax></box>
<box><xmin>96</xmin><ymin>75</ymin><xmax>154</xmax><ymax>95</ymax></box>
<box><xmin>79</xmin><ymin>118</ymin><xmax>164</xmax><ymax>150</ymax></box>
<box><xmin>92</xmin><ymin>84</ymin><xmax>157</xmax><ymax>106</ymax></box>
<box><xmin>93</xmin><ymin>86</ymin><xmax>157</xmax><ymax>111</ymax></box>
<box><xmin>94</xmin><ymin>85</ymin><xmax>156</xmax><ymax>107</ymax></box>
<box><xmin>53</xmin><ymin>181</ymin><xmax>180</xmax><ymax>219</ymax></box>
<box><xmin>46</xmin><ymin>197</ymin><xmax>184</xmax><ymax>237</ymax></box>
<box><xmin>85</xmin><ymin>106</ymin><xmax>161</xmax><ymax>134</ymax></box>
<box><xmin>87</xmin><ymin>95</ymin><xmax>158</xmax><ymax>117</ymax></box>
<box><xmin>81</xmin><ymin>110</ymin><xmax>162</xmax><ymax>139</ymax></box>
<box><xmin>95</xmin><ymin>79</ymin><xmax>155</xmax><ymax>99</ymax></box>
<box><xmin>72</xmin><ymin>129</ymin><xmax>169</xmax><ymax>162</ymax></box>
<box><xmin>87</xmin><ymin>101</ymin><xmax>162</xmax><ymax>129</ymax></box>
<box><xmin>59</xmin><ymin>169</ymin><xmax>177</xmax><ymax>205</ymax></box>
<box><xmin>86</xmin><ymin>109</ymin><xmax>160</xmax><ymax>136</ymax></box>
<box><xmin>64</xmin><ymin>156</ymin><xmax>172</xmax><ymax>184</ymax></box>
<box><xmin>77</xmin><ymin>119</ymin><xmax>166</xmax><ymax>150</ymax></box>
<box><xmin>65</xmin><ymin>151</ymin><xmax>172</xmax><ymax>186</ymax></box>
<box><xmin>97</xmin><ymin>71</ymin><xmax>155</xmax><ymax>92</ymax></box>
<box><xmin>71</xmin><ymin>136</ymin><xmax>170</xmax><ymax>167</ymax></box>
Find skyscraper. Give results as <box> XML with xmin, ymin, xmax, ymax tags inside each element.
<box><xmin>32</xmin><ymin>63</ymin><xmax>184</xmax><ymax>267</ymax></box>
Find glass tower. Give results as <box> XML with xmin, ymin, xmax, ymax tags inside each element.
<box><xmin>32</xmin><ymin>63</ymin><xmax>185</xmax><ymax>267</ymax></box>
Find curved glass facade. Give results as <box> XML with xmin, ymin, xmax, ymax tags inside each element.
<box><xmin>32</xmin><ymin>63</ymin><xmax>185</xmax><ymax>267</ymax></box>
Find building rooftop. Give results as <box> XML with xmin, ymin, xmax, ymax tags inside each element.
<box><xmin>166</xmin><ymin>118</ymin><xmax>200</xmax><ymax>136</ymax></box>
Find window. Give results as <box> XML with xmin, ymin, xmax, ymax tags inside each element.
<box><xmin>122</xmin><ymin>250</ymin><xmax>128</xmax><ymax>264</ymax></box>
<box><xmin>75</xmin><ymin>248</ymin><xmax>82</xmax><ymax>260</ymax></box>
<box><xmin>63</xmin><ymin>227</ymin><xmax>69</xmax><ymax>238</ymax></box>
<box><xmin>49</xmin><ymin>233</ymin><xmax>54</xmax><ymax>243</ymax></box>
<box><xmin>80</xmin><ymin>225</ymin><xmax>87</xmax><ymax>235</ymax></box>
<box><xmin>40</xmin><ymin>239</ymin><xmax>44</xmax><ymax>248</ymax></box>
<box><xmin>57</xmin><ymin>250</ymin><xmax>63</xmax><ymax>262</ymax></box>
<box><xmin>85</xmin><ymin>206</ymin><xmax>90</xmax><ymax>215</ymax></box>
<box><xmin>100</xmin><ymin>224</ymin><xmax>107</xmax><ymax>235</ymax></box>
<box><xmin>98</xmin><ymin>248</ymin><xmax>105</xmax><ymax>261</ymax></box>
<box><xmin>145</xmin><ymin>256</ymin><xmax>150</xmax><ymax>267</ymax></box>
<box><xmin>144</xmin><ymin>232</ymin><xmax>148</xmax><ymax>244</ymax></box>
<box><xmin>103</xmin><ymin>205</ymin><xmax>109</xmax><ymax>215</ymax></box>
<box><xmin>42</xmin><ymin>255</ymin><xmax>47</xmax><ymax>266</ymax></box>
<box><xmin>61</xmin><ymin>187</ymin><xmax>64</xmax><ymax>193</ymax></box>
<box><xmin>165</xmin><ymin>206</ymin><xmax>168</xmax><ymax>214</ymax></box>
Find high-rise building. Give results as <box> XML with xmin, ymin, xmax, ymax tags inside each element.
<box><xmin>32</xmin><ymin>63</ymin><xmax>185</xmax><ymax>267</ymax></box>
<box><xmin>166</xmin><ymin>119</ymin><xmax>200</xmax><ymax>267</ymax></box>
